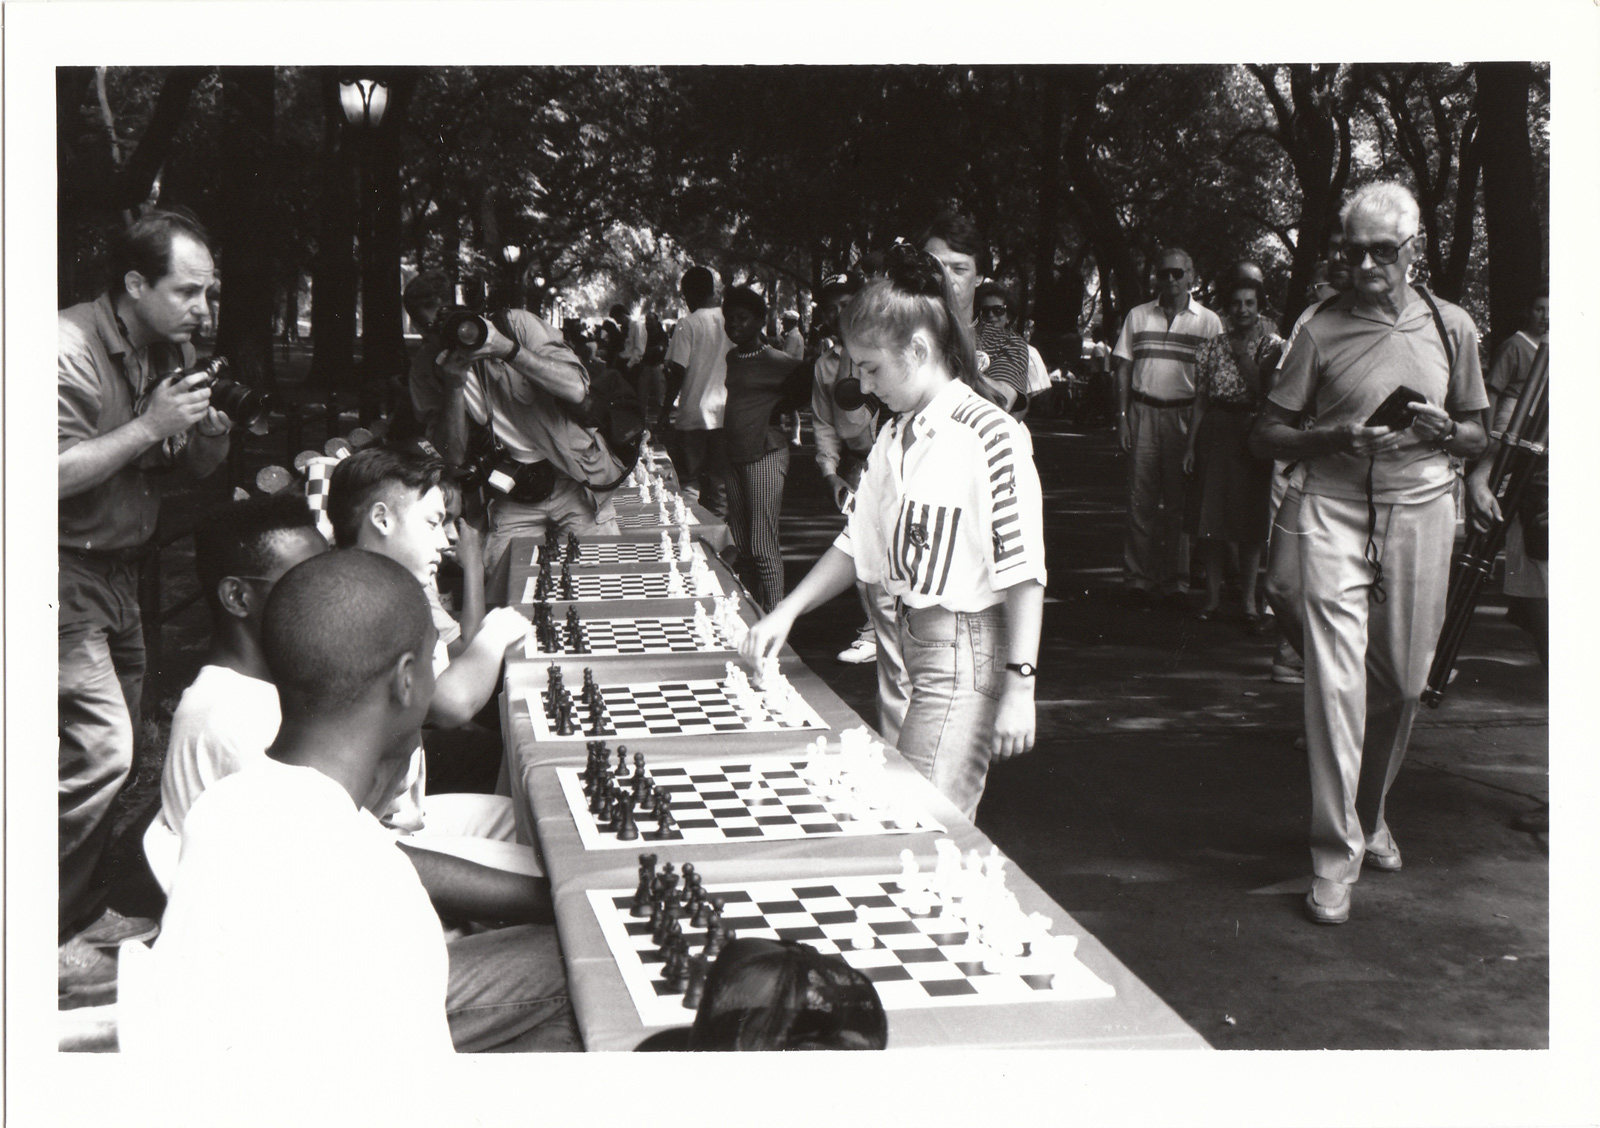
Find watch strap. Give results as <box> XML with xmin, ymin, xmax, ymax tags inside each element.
<box><xmin>1005</xmin><ymin>662</ymin><xmax>1036</xmax><ymax>677</ymax></box>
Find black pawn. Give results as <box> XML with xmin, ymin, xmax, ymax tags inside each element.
<box><xmin>557</xmin><ymin>699</ymin><xmax>576</xmax><ymax>736</ymax></box>
<box><xmin>682</xmin><ymin>954</ymin><xmax>709</xmax><ymax>1010</ymax></box>
<box><xmin>631</xmin><ymin>750</ymin><xmax>647</xmax><ymax>782</ymax></box>
<box><xmin>614</xmin><ymin>744</ymin><xmax>628</xmax><ymax>777</ymax></box>
<box><xmin>631</xmin><ymin>867</ymin><xmax>653</xmax><ymax>916</ymax></box>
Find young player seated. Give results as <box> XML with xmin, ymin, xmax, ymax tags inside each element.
<box><xmin>121</xmin><ymin>550</ymin><xmax>577</xmax><ymax>1053</ymax></box>
<box><xmin>327</xmin><ymin>446</ymin><xmax>540</xmax><ymax>873</ymax></box>
<box><xmin>636</xmin><ymin>938</ymin><xmax>887</xmax><ymax>1051</ymax></box>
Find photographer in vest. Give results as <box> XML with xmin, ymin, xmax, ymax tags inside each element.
<box><xmin>432</xmin><ymin>303</ymin><xmax>630</xmax><ymax>575</ymax></box>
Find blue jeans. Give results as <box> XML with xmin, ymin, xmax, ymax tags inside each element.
<box><xmin>446</xmin><ymin>924</ymin><xmax>581</xmax><ymax>1051</ymax></box>
<box><xmin>59</xmin><ymin>550</ymin><xmax>145</xmax><ymax>938</ymax></box>
<box><xmin>893</xmin><ymin>602</ymin><xmax>1007</xmax><ymax>821</ymax></box>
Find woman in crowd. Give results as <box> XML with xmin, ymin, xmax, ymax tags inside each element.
<box><xmin>1182</xmin><ymin>273</ymin><xmax>1283</xmax><ymax>630</ymax></box>
<box><xmin>720</xmin><ymin>285</ymin><xmax>813</xmax><ymax>611</ymax></box>
<box><xmin>741</xmin><ymin>244</ymin><xmax>1044</xmax><ymax>820</ymax></box>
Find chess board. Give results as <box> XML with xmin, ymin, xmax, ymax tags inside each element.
<box><xmin>520</xmin><ymin>570</ymin><xmax>724</xmax><ymax>603</ymax></box>
<box><xmin>555</xmin><ymin>756</ymin><xmax>944</xmax><ymax>849</ymax></box>
<box><xmin>524</xmin><ymin>615</ymin><xmax>737</xmax><ymax>657</ymax></box>
<box><xmin>614</xmin><ymin>507</ymin><xmax>700</xmax><ymax>530</ymax></box>
<box><xmin>588</xmin><ymin>873</ymin><xmax>1116</xmax><ymax>1027</ymax></box>
<box><xmin>530</xmin><ymin>541</ymin><xmax>707</xmax><ymax>568</ymax></box>
<box><xmin>524</xmin><ymin>678</ymin><xmax>828</xmax><ymax>742</ymax></box>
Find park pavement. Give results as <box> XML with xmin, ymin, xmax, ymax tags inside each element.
<box><xmin>783</xmin><ymin>417</ymin><xmax>1548</xmax><ymax>1050</ymax></box>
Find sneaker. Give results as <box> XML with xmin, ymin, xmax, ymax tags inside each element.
<box><xmin>75</xmin><ymin>906</ymin><xmax>160</xmax><ymax>949</ymax></box>
<box><xmin>1271</xmin><ymin>662</ymin><xmax>1305</xmax><ymax>684</ymax></box>
<box><xmin>837</xmin><ymin>637</ymin><xmax>878</xmax><ymax>664</ymax></box>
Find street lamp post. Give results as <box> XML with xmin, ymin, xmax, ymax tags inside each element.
<box><xmin>502</xmin><ymin>244</ymin><xmax>523</xmax><ymax>309</ymax></box>
<box><xmin>339</xmin><ymin>73</ymin><xmax>397</xmax><ymax>425</ymax></box>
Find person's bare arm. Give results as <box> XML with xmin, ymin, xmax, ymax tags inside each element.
<box><xmin>449</xmin><ymin>516</ymin><xmax>488</xmax><ymax>656</ymax></box>
<box><xmin>427</xmin><ymin>607</ymin><xmax>530</xmax><ymax>728</ymax></box>
<box><xmin>1248</xmin><ymin>402</ymin><xmax>1405</xmax><ymax>461</ymax></box>
<box><xmin>1114</xmin><ymin>357</ymin><xmax>1133</xmax><ymax>453</ymax></box>
<box><xmin>1182</xmin><ymin>383</ymin><xmax>1207</xmax><ymax>476</ymax></box>
<box><xmin>739</xmin><ymin>545</ymin><xmax>859</xmax><ymax>663</ymax></box>
<box><xmin>992</xmin><ymin>579</ymin><xmax>1043</xmax><ymax>760</ymax></box>
<box><xmin>398</xmin><ymin>843</ymin><xmax>553</xmax><ymax>925</ymax></box>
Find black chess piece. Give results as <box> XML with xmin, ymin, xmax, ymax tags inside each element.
<box><xmin>702</xmin><ymin>920</ymin><xmax>727</xmax><ymax>961</ymax></box>
<box><xmin>630</xmin><ymin>868</ymin><xmax>654</xmax><ymax>917</ymax></box>
<box><xmin>556</xmin><ymin>699</ymin><xmax>576</xmax><ymax>736</ymax></box>
<box><xmin>682</xmin><ymin>954</ymin><xmax>709</xmax><ymax>1010</ymax></box>
<box><xmin>631</xmin><ymin>750</ymin><xmax>646</xmax><ymax>783</ymax></box>
<box><xmin>616</xmin><ymin>792</ymin><xmax>639</xmax><ymax>841</ymax></box>
<box><xmin>566</xmin><ymin>532</ymin><xmax>580</xmax><ymax>562</ymax></box>
<box><xmin>648</xmin><ymin>791</ymin><xmax>680</xmax><ymax>840</ymax></box>
<box><xmin>653</xmin><ymin>901</ymin><xmax>680</xmax><ymax>946</ymax></box>
<box><xmin>614</xmin><ymin>744</ymin><xmax>628</xmax><ymax>778</ymax></box>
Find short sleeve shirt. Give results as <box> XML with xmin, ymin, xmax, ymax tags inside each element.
<box><xmin>810</xmin><ymin>343</ymin><xmax>879</xmax><ymax>478</ymax></box>
<box><xmin>1269</xmin><ymin>289</ymin><xmax>1488</xmax><ymax>504</ymax></box>
<box><xmin>1487</xmin><ymin>331</ymin><xmax>1541</xmax><ymax>399</ymax></box>
<box><xmin>664</xmin><ymin>306</ymin><xmax>729</xmax><ymax>430</ymax></box>
<box><xmin>1112</xmin><ymin>299</ymin><xmax>1223</xmax><ymax>401</ymax></box>
<box><xmin>974</xmin><ymin>322</ymin><xmax>1031</xmax><ymax>401</ymax></box>
<box><xmin>59</xmin><ymin>294</ymin><xmax>194</xmax><ymax>550</ymax></box>
<box><xmin>835</xmin><ymin>379</ymin><xmax>1047</xmax><ymax>612</ymax></box>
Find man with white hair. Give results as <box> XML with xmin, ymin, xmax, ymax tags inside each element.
<box><xmin>1251</xmin><ymin>182</ymin><xmax>1488</xmax><ymax>925</ymax></box>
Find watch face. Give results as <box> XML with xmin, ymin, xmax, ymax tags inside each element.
<box><xmin>1009</xmin><ymin>662</ymin><xmax>1036</xmax><ymax>677</ymax></box>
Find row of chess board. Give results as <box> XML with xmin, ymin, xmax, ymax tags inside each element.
<box><xmin>505</xmin><ymin>461</ymin><xmax>1114</xmax><ymax>1029</ymax></box>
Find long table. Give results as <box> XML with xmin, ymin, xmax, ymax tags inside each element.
<box><xmin>498</xmin><ymin>528</ymin><xmax>1207</xmax><ymax>1051</ymax></box>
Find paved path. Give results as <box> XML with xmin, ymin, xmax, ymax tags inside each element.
<box><xmin>781</xmin><ymin>419</ymin><xmax>1547</xmax><ymax>1050</ymax></box>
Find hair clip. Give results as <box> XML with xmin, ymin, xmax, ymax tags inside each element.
<box><xmin>884</xmin><ymin>241</ymin><xmax>945</xmax><ymax>297</ymax></box>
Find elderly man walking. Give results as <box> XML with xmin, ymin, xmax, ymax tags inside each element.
<box><xmin>1251</xmin><ymin>182</ymin><xmax>1488</xmax><ymax>925</ymax></box>
<box><xmin>1113</xmin><ymin>248</ymin><xmax>1223</xmax><ymax>604</ymax></box>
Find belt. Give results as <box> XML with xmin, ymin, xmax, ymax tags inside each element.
<box><xmin>60</xmin><ymin>545</ymin><xmax>146</xmax><ymax>567</ymax></box>
<box><xmin>1132</xmin><ymin>390</ymin><xmax>1194</xmax><ymax>409</ymax></box>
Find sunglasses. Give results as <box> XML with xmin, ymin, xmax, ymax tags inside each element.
<box><xmin>977</xmin><ymin>305</ymin><xmax>1008</xmax><ymax>319</ymax></box>
<box><xmin>1156</xmin><ymin>267</ymin><xmax>1188</xmax><ymax>282</ymax></box>
<box><xmin>1339</xmin><ymin>234</ymin><xmax>1415</xmax><ymax>266</ymax></box>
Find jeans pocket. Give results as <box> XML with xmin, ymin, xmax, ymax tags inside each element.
<box><xmin>900</xmin><ymin>605</ymin><xmax>956</xmax><ymax>647</ymax></box>
<box><xmin>966</xmin><ymin>612</ymin><xmax>1005</xmax><ymax>701</ymax></box>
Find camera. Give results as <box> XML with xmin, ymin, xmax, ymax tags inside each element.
<box><xmin>455</xmin><ymin>449</ymin><xmax>558</xmax><ymax>506</ymax></box>
<box><xmin>832</xmin><ymin>376</ymin><xmax>884</xmax><ymax>416</ymax></box>
<box><xmin>434</xmin><ymin>306</ymin><xmax>492</xmax><ymax>352</ymax></box>
<box><xmin>185</xmin><ymin>357</ymin><xmax>271</xmax><ymax>428</ymax></box>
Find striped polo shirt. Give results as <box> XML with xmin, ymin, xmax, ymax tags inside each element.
<box><xmin>1112</xmin><ymin>298</ymin><xmax>1223</xmax><ymax>401</ymax></box>
<box><xmin>835</xmin><ymin>379</ymin><xmax>1046</xmax><ymax>612</ymax></box>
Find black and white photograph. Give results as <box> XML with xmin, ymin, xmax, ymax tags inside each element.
<box><xmin>7</xmin><ymin>1</ymin><xmax>1598</xmax><ymax>1125</ymax></box>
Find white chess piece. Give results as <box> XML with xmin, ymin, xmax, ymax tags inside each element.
<box><xmin>677</xmin><ymin>527</ymin><xmax>692</xmax><ymax>559</ymax></box>
<box><xmin>660</xmin><ymin>530</ymin><xmax>673</xmax><ymax>560</ymax></box>
<box><xmin>665</xmin><ymin>562</ymin><xmax>686</xmax><ymax>596</ymax></box>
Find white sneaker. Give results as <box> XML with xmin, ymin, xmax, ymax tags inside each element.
<box><xmin>837</xmin><ymin>637</ymin><xmax>878</xmax><ymax>664</ymax></box>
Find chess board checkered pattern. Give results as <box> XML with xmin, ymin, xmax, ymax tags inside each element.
<box><xmin>555</xmin><ymin>757</ymin><xmax>943</xmax><ymax>849</ymax></box>
<box><xmin>526</xmin><ymin>616</ymin><xmax>735</xmax><ymax>657</ymax></box>
<box><xmin>588</xmin><ymin>874</ymin><xmax>1115</xmax><ymax>1026</ymax></box>
<box><xmin>520</xmin><ymin>570</ymin><xmax>724</xmax><ymax>604</ymax></box>
<box><xmin>524</xmin><ymin>678</ymin><xmax>828</xmax><ymax>742</ymax></box>
<box><xmin>530</xmin><ymin>541</ymin><xmax>707</xmax><ymax>568</ymax></box>
<box><xmin>614</xmin><ymin>505</ymin><xmax>700</xmax><ymax>530</ymax></box>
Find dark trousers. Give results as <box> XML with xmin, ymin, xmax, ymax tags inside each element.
<box><xmin>59</xmin><ymin>550</ymin><xmax>145</xmax><ymax>939</ymax></box>
<box><xmin>670</xmin><ymin>427</ymin><xmax>729</xmax><ymax>518</ymax></box>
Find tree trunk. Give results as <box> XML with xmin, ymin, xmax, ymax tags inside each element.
<box><xmin>1476</xmin><ymin>62</ymin><xmax>1543</xmax><ymax>353</ymax></box>
<box><xmin>57</xmin><ymin>67</ymin><xmax>96</xmax><ymax>307</ymax></box>
<box><xmin>358</xmin><ymin>72</ymin><xmax>417</xmax><ymax>423</ymax></box>
<box><xmin>311</xmin><ymin>68</ymin><xmax>357</xmax><ymax>398</ymax></box>
<box><xmin>106</xmin><ymin>67</ymin><xmax>209</xmax><ymax>214</ymax></box>
<box><xmin>214</xmin><ymin>67</ymin><xmax>279</xmax><ymax>394</ymax></box>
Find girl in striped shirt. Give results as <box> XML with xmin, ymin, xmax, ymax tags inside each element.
<box><xmin>742</xmin><ymin>244</ymin><xmax>1046</xmax><ymax>819</ymax></box>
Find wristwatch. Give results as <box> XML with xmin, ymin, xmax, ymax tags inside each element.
<box><xmin>1004</xmin><ymin>662</ymin><xmax>1037</xmax><ymax>678</ymax></box>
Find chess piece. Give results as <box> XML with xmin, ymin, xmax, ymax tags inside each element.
<box><xmin>682</xmin><ymin>954</ymin><xmax>709</xmax><ymax>1010</ymax></box>
<box><xmin>560</xmin><ymin>569</ymin><xmax>575</xmax><ymax>601</ymax></box>
<box><xmin>566</xmin><ymin>532</ymin><xmax>580</xmax><ymax>562</ymax></box>
<box><xmin>556</xmin><ymin>699</ymin><xmax>576</xmax><ymax>736</ymax></box>
<box><xmin>647</xmin><ymin>791</ymin><xmax>680</xmax><ymax>840</ymax></box>
<box><xmin>616</xmin><ymin>793</ymin><xmax>639</xmax><ymax>841</ymax></box>
<box><xmin>630</xmin><ymin>750</ymin><xmax>647</xmax><ymax>783</ymax></box>
<box><xmin>630</xmin><ymin>856</ymin><xmax>657</xmax><ymax>917</ymax></box>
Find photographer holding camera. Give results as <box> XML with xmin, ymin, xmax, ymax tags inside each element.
<box><xmin>422</xmin><ymin>292</ymin><xmax>631</xmax><ymax>575</ymax></box>
<box><xmin>58</xmin><ymin>208</ymin><xmax>233</xmax><ymax>980</ymax></box>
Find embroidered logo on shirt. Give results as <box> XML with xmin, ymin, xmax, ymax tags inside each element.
<box><xmin>909</xmin><ymin>522</ymin><xmax>930</xmax><ymax>549</ymax></box>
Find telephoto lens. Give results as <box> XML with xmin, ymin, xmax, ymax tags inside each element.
<box><xmin>189</xmin><ymin>357</ymin><xmax>272</xmax><ymax>428</ymax></box>
<box><xmin>435</xmin><ymin>307</ymin><xmax>490</xmax><ymax>351</ymax></box>
<box><xmin>833</xmin><ymin>376</ymin><xmax>867</xmax><ymax>411</ymax></box>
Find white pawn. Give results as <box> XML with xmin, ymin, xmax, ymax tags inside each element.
<box><xmin>665</xmin><ymin>562</ymin><xmax>686</xmax><ymax>596</ymax></box>
<box><xmin>677</xmin><ymin>527</ymin><xmax>693</xmax><ymax>559</ymax></box>
<box><xmin>660</xmin><ymin>530</ymin><xmax>673</xmax><ymax>560</ymax></box>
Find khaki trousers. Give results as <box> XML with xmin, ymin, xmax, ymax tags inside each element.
<box><xmin>1299</xmin><ymin>491</ymin><xmax>1454</xmax><ymax>883</ymax></box>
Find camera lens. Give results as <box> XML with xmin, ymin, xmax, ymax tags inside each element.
<box><xmin>211</xmin><ymin>377</ymin><xmax>271</xmax><ymax>427</ymax></box>
<box><xmin>834</xmin><ymin>377</ymin><xmax>867</xmax><ymax>411</ymax></box>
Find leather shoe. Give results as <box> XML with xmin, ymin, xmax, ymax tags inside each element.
<box><xmin>76</xmin><ymin>906</ymin><xmax>160</xmax><ymax>948</ymax></box>
<box><xmin>1364</xmin><ymin>839</ymin><xmax>1403</xmax><ymax>872</ymax></box>
<box><xmin>1304</xmin><ymin>878</ymin><xmax>1351</xmax><ymax>924</ymax></box>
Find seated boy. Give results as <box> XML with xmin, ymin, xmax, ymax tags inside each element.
<box><xmin>327</xmin><ymin>447</ymin><xmax>539</xmax><ymax>870</ymax></box>
<box><xmin>121</xmin><ymin>550</ymin><xmax>576</xmax><ymax>1053</ymax></box>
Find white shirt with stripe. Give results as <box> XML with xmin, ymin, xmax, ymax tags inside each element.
<box><xmin>1112</xmin><ymin>298</ymin><xmax>1223</xmax><ymax>401</ymax></box>
<box><xmin>835</xmin><ymin>378</ymin><xmax>1046</xmax><ymax>612</ymax></box>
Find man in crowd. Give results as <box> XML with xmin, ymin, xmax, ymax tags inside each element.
<box><xmin>921</xmin><ymin>213</ymin><xmax>1030</xmax><ymax>413</ymax></box>
<box><xmin>780</xmin><ymin>311</ymin><xmax>805</xmax><ymax>359</ymax></box>
<box><xmin>120</xmin><ymin>550</ymin><xmax>576</xmax><ymax>1054</ymax></box>
<box><xmin>58</xmin><ymin>208</ymin><xmax>234</xmax><ymax>988</ymax></box>
<box><xmin>1113</xmin><ymin>247</ymin><xmax>1224</xmax><ymax>606</ymax></box>
<box><xmin>616</xmin><ymin>301</ymin><xmax>647</xmax><ymax>374</ymax></box>
<box><xmin>1251</xmin><ymin>181</ymin><xmax>1487</xmax><ymax>925</ymax></box>
<box><xmin>1468</xmin><ymin>289</ymin><xmax>1549</xmax><ymax>666</ymax></box>
<box><xmin>403</xmin><ymin>271</ymin><xmax>455</xmax><ymax>454</ymax></box>
<box><xmin>809</xmin><ymin>271</ymin><xmax>911</xmax><ymax>744</ymax></box>
<box><xmin>662</xmin><ymin>265</ymin><xmax>731</xmax><ymax>516</ymax></box>
<box><xmin>419</xmin><ymin>294</ymin><xmax>628</xmax><ymax>575</ymax></box>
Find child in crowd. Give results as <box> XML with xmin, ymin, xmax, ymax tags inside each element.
<box><xmin>742</xmin><ymin>244</ymin><xmax>1045</xmax><ymax>819</ymax></box>
<box><xmin>720</xmin><ymin>285</ymin><xmax>814</xmax><ymax>611</ymax></box>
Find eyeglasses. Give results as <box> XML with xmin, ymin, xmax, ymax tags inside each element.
<box><xmin>977</xmin><ymin>305</ymin><xmax>1008</xmax><ymax>319</ymax></box>
<box><xmin>1156</xmin><ymin>267</ymin><xmax>1188</xmax><ymax>282</ymax></box>
<box><xmin>1339</xmin><ymin>234</ymin><xmax>1415</xmax><ymax>266</ymax></box>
